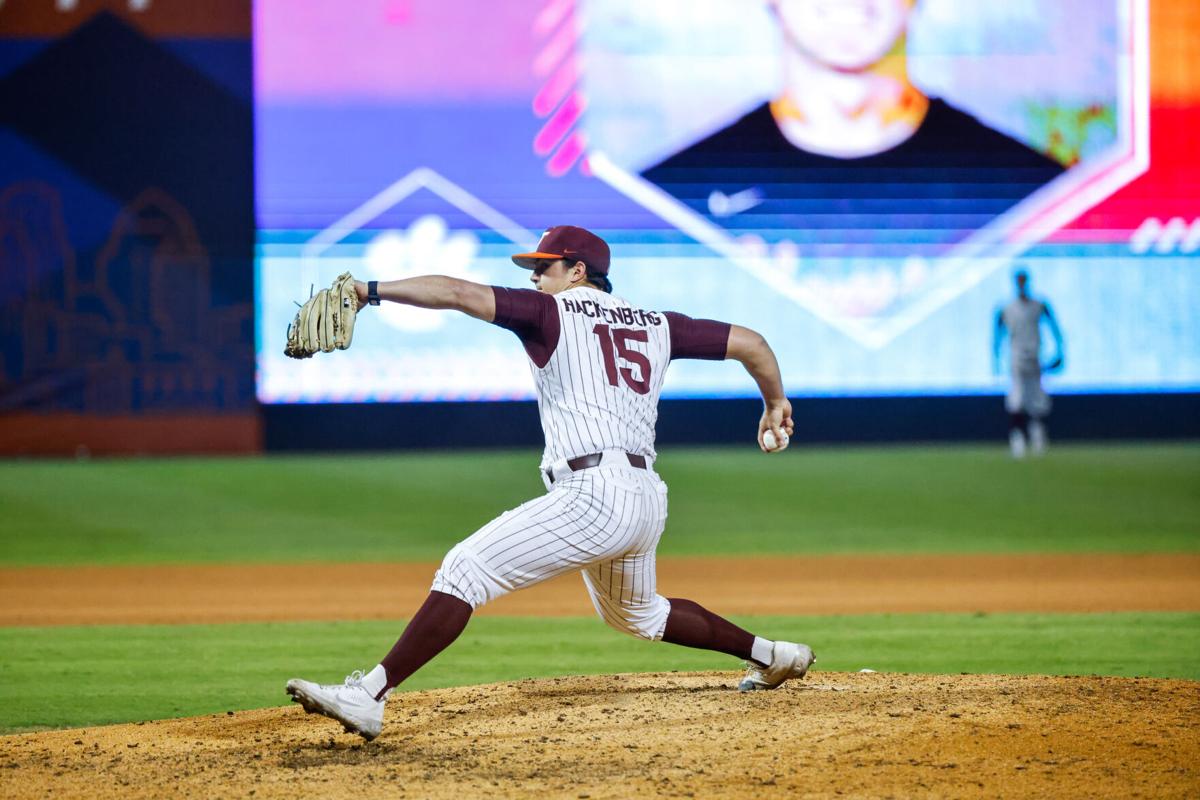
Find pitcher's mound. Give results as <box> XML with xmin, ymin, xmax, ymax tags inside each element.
<box><xmin>5</xmin><ymin>671</ymin><xmax>1198</xmax><ymax>799</ymax></box>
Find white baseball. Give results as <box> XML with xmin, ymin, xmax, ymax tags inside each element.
<box><xmin>762</xmin><ymin>430</ymin><xmax>789</xmax><ymax>452</ymax></box>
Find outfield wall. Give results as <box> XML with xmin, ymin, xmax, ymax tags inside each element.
<box><xmin>262</xmin><ymin>393</ymin><xmax>1200</xmax><ymax>452</ymax></box>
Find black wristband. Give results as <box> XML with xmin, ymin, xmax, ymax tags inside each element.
<box><xmin>367</xmin><ymin>280</ymin><xmax>381</xmax><ymax>306</ymax></box>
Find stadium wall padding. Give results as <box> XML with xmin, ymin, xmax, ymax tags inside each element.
<box><xmin>262</xmin><ymin>393</ymin><xmax>1200</xmax><ymax>452</ymax></box>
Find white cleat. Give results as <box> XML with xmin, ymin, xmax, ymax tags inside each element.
<box><xmin>738</xmin><ymin>641</ymin><xmax>815</xmax><ymax>692</ymax></box>
<box><xmin>286</xmin><ymin>670</ymin><xmax>385</xmax><ymax>741</ymax></box>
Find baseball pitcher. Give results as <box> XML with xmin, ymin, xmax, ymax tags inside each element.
<box><xmin>284</xmin><ymin>226</ymin><xmax>814</xmax><ymax>740</ymax></box>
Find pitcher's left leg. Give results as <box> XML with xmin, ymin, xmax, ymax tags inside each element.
<box><xmin>581</xmin><ymin>551</ymin><xmax>672</xmax><ymax>640</ymax></box>
<box><xmin>580</xmin><ymin>471</ymin><xmax>815</xmax><ymax>691</ymax></box>
<box><xmin>580</xmin><ymin>550</ymin><xmax>768</xmax><ymax>663</ymax></box>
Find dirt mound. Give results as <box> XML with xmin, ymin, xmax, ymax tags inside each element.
<box><xmin>4</xmin><ymin>672</ymin><xmax>1197</xmax><ymax>799</ymax></box>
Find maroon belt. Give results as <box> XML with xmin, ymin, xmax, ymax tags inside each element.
<box><xmin>568</xmin><ymin>452</ymin><xmax>647</xmax><ymax>471</ymax></box>
<box><xmin>547</xmin><ymin>452</ymin><xmax>647</xmax><ymax>484</ymax></box>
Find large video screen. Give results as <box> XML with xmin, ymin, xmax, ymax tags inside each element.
<box><xmin>255</xmin><ymin>0</ymin><xmax>1199</xmax><ymax>403</ymax></box>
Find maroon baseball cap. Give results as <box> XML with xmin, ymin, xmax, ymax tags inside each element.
<box><xmin>511</xmin><ymin>225</ymin><xmax>610</xmax><ymax>275</ymax></box>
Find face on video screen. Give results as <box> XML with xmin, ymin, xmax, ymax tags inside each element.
<box><xmin>773</xmin><ymin>0</ymin><xmax>913</xmax><ymax>71</ymax></box>
<box><xmin>634</xmin><ymin>0</ymin><xmax>1068</xmax><ymax>254</ymax></box>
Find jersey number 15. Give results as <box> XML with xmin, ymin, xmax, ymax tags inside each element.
<box><xmin>592</xmin><ymin>324</ymin><xmax>651</xmax><ymax>395</ymax></box>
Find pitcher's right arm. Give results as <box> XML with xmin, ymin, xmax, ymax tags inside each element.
<box><xmin>726</xmin><ymin>325</ymin><xmax>793</xmax><ymax>453</ymax></box>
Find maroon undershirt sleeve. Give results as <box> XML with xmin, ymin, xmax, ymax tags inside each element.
<box><xmin>663</xmin><ymin>311</ymin><xmax>731</xmax><ymax>360</ymax></box>
<box><xmin>490</xmin><ymin>287</ymin><xmax>561</xmax><ymax>368</ymax></box>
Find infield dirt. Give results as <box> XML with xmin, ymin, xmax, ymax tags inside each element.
<box><xmin>3</xmin><ymin>553</ymin><xmax>1199</xmax><ymax>625</ymax></box>
<box><xmin>3</xmin><ymin>671</ymin><xmax>1197</xmax><ymax>799</ymax></box>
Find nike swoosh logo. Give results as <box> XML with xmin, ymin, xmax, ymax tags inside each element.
<box><xmin>708</xmin><ymin>188</ymin><xmax>764</xmax><ymax>218</ymax></box>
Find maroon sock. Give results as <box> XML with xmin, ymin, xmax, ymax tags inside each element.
<box><xmin>376</xmin><ymin>591</ymin><xmax>473</xmax><ymax>699</ymax></box>
<box><xmin>661</xmin><ymin>597</ymin><xmax>756</xmax><ymax>663</ymax></box>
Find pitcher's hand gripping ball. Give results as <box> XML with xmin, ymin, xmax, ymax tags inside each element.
<box><xmin>762</xmin><ymin>430</ymin><xmax>789</xmax><ymax>452</ymax></box>
<box><xmin>285</xmin><ymin>272</ymin><xmax>360</xmax><ymax>359</ymax></box>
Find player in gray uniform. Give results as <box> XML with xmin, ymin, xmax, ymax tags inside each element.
<box><xmin>286</xmin><ymin>226</ymin><xmax>814</xmax><ymax>740</ymax></box>
<box><xmin>993</xmin><ymin>269</ymin><xmax>1064</xmax><ymax>458</ymax></box>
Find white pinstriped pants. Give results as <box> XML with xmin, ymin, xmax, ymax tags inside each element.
<box><xmin>430</xmin><ymin>461</ymin><xmax>672</xmax><ymax>640</ymax></box>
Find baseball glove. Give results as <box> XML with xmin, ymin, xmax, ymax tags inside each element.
<box><xmin>284</xmin><ymin>272</ymin><xmax>360</xmax><ymax>359</ymax></box>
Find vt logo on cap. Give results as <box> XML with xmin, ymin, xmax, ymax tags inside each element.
<box><xmin>512</xmin><ymin>226</ymin><xmax>611</xmax><ymax>275</ymax></box>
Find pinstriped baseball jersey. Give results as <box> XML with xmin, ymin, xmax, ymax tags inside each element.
<box><xmin>491</xmin><ymin>286</ymin><xmax>730</xmax><ymax>470</ymax></box>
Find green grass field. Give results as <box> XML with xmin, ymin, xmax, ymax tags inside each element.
<box><xmin>2</xmin><ymin>613</ymin><xmax>1197</xmax><ymax>733</ymax></box>
<box><xmin>1</xmin><ymin>444</ymin><xmax>1197</xmax><ymax>734</ymax></box>
<box><xmin>1</xmin><ymin>444</ymin><xmax>1197</xmax><ymax>565</ymax></box>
